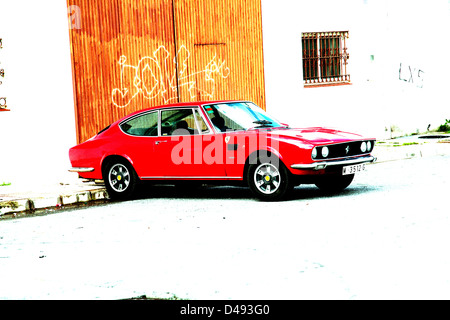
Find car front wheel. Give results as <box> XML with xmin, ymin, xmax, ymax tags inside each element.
<box><xmin>247</xmin><ymin>160</ymin><xmax>293</xmax><ymax>201</ymax></box>
<box><xmin>103</xmin><ymin>159</ymin><xmax>138</xmax><ymax>200</ymax></box>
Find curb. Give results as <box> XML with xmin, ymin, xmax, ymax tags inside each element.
<box><xmin>0</xmin><ymin>188</ymin><xmax>109</xmax><ymax>217</ymax></box>
<box><xmin>372</xmin><ymin>140</ymin><xmax>450</xmax><ymax>163</ymax></box>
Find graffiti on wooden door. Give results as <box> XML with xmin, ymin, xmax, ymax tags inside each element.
<box><xmin>112</xmin><ymin>45</ymin><xmax>230</xmax><ymax>108</ymax></box>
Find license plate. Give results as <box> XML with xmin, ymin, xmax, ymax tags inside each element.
<box><xmin>343</xmin><ymin>163</ymin><xmax>366</xmax><ymax>175</ymax></box>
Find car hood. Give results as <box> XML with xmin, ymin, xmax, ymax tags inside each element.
<box><xmin>270</xmin><ymin>127</ymin><xmax>367</xmax><ymax>145</ymax></box>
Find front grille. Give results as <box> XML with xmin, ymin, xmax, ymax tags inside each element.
<box><xmin>313</xmin><ymin>141</ymin><xmax>374</xmax><ymax>160</ymax></box>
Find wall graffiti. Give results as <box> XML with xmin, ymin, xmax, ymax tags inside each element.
<box><xmin>0</xmin><ymin>97</ymin><xmax>6</xmax><ymax>109</ymax></box>
<box><xmin>0</xmin><ymin>38</ymin><xmax>3</xmax><ymax>87</ymax></box>
<box><xmin>111</xmin><ymin>45</ymin><xmax>230</xmax><ymax>108</ymax></box>
<box><xmin>399</xmin><ymin>63</ymin><xmax>424</xmax><ymax>88</ymax></box>
<box><xmin>0</xmin><ymin>37</ymin><xmax>7</xmax><ymax>111</ymax></box>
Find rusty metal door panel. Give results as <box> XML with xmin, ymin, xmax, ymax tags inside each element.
<box><xmin>68</xmin><ymin>0</ymin><xmax>177</xmax><ymax>143</ymax></box>
<box><xmin>174</xmin><ymin>0</ymin><xmax>266</xmax><ymax>108</ymax></box>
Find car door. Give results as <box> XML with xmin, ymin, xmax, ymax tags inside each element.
<box><xmin>203</xmin><ymin>104</ymin><xmax>252</xmax><ymax>180</ymax></box>
<box><xmin>118</xmin><ymin>110</ymin><xmax>160</xmax><ymax>178</ymax></box>
<box><xmin>148</xmin><ymin>107</ymin><xmax>227</xmax><ymax>179</ymax></box>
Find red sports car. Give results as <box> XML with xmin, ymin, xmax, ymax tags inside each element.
<box><xmin>69</xmin><ymin>101</ymin><xmax>376</xmax><ymax>201</ymax></box>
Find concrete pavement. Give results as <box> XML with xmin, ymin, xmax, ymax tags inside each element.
<box><xmin>2</xmin><ymin>154</ymin><xmax>450</xmax><ymax>300</ymax></box>
<box><xmin>1</xmin><ymin>134</ymin><xmax>450</xmax><ymax>217</ymax></box>
<box><xmin>0</xmin><ymin>177</ymin><xmax>108</xmax><ymax>217</ymax></box>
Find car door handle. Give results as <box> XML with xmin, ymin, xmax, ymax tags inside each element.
<box><xmin>155</xmin><ymin>141</ymin><xmax>167</xmax><ymax>145</ymax></box>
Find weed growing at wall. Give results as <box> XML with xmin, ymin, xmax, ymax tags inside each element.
<box><xmin>438</xmin><ymin>119</ymin><xmax>450</xmax><ymax>133</ymax></box>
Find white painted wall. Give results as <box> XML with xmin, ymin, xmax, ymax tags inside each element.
<box><xmin>383</xmin><ymin>0</ymin><xmax>450</xmax><ymax>135</ymax></box>
<box><xmin>0</xmin><ymin>1</ymin><xmax>76</xmax><ymax>184</ymax></box>
<box><xmin>261</xmin><ymin>0</ymin><xmax>450</xmax><ymax>139</ymax></box>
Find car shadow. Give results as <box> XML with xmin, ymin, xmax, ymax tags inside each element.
<box><xmin>130</xmin><ymin>182</ymin><xmax>379</xmax><ymax>202</ymax></box>
<box><xmin>132</xmin><ymin>183</ymin><xmax>253</xmax><ymax>200</ymax></box>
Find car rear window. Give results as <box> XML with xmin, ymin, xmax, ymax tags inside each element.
<box><xmin>120</xmin><ymin>111</ymin><xmax>159</xmax><ymax>136</ymax></box>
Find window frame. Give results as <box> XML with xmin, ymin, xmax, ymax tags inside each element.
<box><xmin>160</xmin><ymin>107</ymin><xmax>212</xmax><ymax>136</ymax></box>
<box><xmin>119</xmin><ymin>106</ymin><xmax>214</xmax><ymax>138</ymax></box>
<box><xmin>202</xmin><ymin>101</ymin><xmax>283</xmax><ymax>132</ymax></box>
<box><xmin>119</xmin><ymin>110</ymin><xmax>160</xmax><ymax>137</ymax></box>
<box><xmin>302</xmin><ymin>31</ymin><xmax>350</xmax><ymax>87</ymax></box>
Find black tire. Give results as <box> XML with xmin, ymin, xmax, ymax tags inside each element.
<box><xmin>315</xmin><ymin>174</ymin><xmax>354</xmax><ymax>193</ymax></box>
<box><xmin>103</xmin><ymin>158</ymin><xmax>139</xmax><ymax>200</ymax></box>
<box><xmin>247</xmin><ymin>158</ymin><xmax>293</xmax><ymax>201</ymax></box>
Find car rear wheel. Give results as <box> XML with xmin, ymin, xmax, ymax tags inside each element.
<box><xmin>247</xmin><ymin>159</ymin><xmax>293</xmax><ymax>201</ymax></box>
<box><xmin>103</xmin><ymin>159</ymin><xmax>138</xmax><ymax>200</ymax></box>
<box><xmin>315</xmin><ymin>174</ymin><xmax>354</xmax><ymax>193</ymax></box>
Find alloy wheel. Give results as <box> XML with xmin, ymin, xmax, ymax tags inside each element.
<box><xmin>253</xmin><ymin>163</ymin><xmax>281</xmax><ymax>195</ymax></box>
<box><xmin>108</xmin><ymin>163</ymin><xmax>131</xmax><ymax>193</ymax></box>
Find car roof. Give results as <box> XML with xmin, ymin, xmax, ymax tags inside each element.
<box><xmin>121</xmin><ymin>100</ymin><xmax>249</xmax><ymax>119</ymax></box>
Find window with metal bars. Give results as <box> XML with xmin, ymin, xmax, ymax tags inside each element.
<box><xmin>302</xmin><ymin>31</ymin><xmax>350</xmax><ymax>86</ymax></box>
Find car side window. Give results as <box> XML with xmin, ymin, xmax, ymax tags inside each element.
<box><xmin>194</xmin><ymin>109</ymin><xmax>210</xmax><ymax>134</ymax></box>
<box><xmin>205</xmin><ymin>104</ymin><xmax>244</xmax><ymax>132</ymax></box>
<box><xmin>120</xmin><ymin>111</ymin><xmax>159</xmax><ymax>137</ymax></box>
<box><xmin>161</xmin><ymin>108</ymin><xmax>207</xmax><ymax>136</ymax></box>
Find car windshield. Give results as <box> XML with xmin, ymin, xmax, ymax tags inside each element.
<box><xmin>203</xmin><ymin>102</ymin><xmax>283</xmax><ymax>132</ymax></box>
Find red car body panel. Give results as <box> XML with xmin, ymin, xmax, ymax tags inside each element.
<box><xmin>69</xmin><ymin>101</ymin><xmax>376</xmax><ymax>183</ymax></box>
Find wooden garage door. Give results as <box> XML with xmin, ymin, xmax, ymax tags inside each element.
<box><xmin>68</xmin><ymin>0</ymin><xmax>266</xmax><ymax>143</ymax></box>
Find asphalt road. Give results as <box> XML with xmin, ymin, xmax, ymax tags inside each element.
<box><xmin>1</xmin><ymin>154</ymin><xmax>449</xmax><ymax>300</ymax></box>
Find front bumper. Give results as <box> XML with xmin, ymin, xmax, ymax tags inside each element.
<box><xmin>68</xmin><ymin>167</ymin><xmax>95</xmax><ymax>173</ymax></box>
<box><xmin>291</xmin><ymin>155</ymin><xmax>377</xmax><ymax>171</ymax></box>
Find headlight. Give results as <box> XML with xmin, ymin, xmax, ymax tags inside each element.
<box><xmin>360</xmin><ymin>142</ymin><xmax>367</xmax><ymax>153</ymax></box>
<box><xmin>366</xmin><ymin>141</ymin><xmax>372</xmax><ymax>152</ymax></box>
<box><xmin>312</xmin><ymin>147</ymin><xmax>317</xmax><ymax>159</ymax></box>
<box><xmin>321</xmin><ymin>147</ymin><xmax>329</xmax><ymax>158</ymax></box>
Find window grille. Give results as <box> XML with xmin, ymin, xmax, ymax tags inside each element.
<box><xmin>302</xmin><ymin>31</ymin><xmax>350</xmax><ymax>86</ymax></box>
